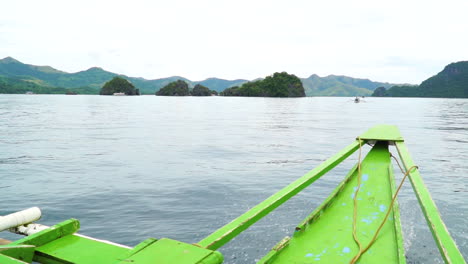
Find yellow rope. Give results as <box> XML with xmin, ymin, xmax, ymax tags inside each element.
<box><xmin>351</xmin><ymin>137</ymin><xmax>364</xmax><ymax>259</ymax></box>
<box><xmin>349</xmin><ymin>141</ymin><xmax>418</xmax><ymax>264</ymax></box>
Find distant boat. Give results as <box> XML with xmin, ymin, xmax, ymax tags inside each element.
<box><xmin>113</xmin><ymin>92</ymin><xmax>125</xmax><ymax>96</ymax></box>
<box><xmin>354</xmin><ymin>97</ymin><xmax>360</xmax><ymax>103</ymax></box>
<box><xmin>25</xmin><ymin>91</ymin><xmax>34</xmax><ymax>95</ymax></box>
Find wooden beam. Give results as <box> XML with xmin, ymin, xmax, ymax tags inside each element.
<box><xmin>396</xmin><ymin>142</ymin><xmax>466</xmax><ymax>264</ymax></box>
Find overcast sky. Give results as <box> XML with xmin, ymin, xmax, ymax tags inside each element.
<box><xmin>1</xmin><ymin>0</ymin><xmax>467</xmax><ymax>84</ymax></box>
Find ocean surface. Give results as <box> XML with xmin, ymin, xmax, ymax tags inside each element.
<box><xmin>0</xmin><ymin>95</ymin><xmax>467</xmax><ymax>263</ymax></box>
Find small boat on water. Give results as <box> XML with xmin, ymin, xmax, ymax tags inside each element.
<box><xmin>113</xmin><ymin>92</ymin><xmax>126</xmax><ymax>96</ymax></box>
<box><xmin>354</xmin><ymin>97</ymin><xmax>360</xmax><ymax>103</ymax></box>
<box><xmin>0</xmin><ymin>125</ymin><xmax>465</xmax><ymax>263</ymax></box>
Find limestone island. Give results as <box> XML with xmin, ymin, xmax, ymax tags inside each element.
<box><xmin>155</xmin><ymin>80</ymin><xmax>217</xmax><ymax>96</ymax></box>
<box><xmin>100</xmin><ymin>77</ymin><xmax>140</xmax><ymax>95</ymax></box>
<box><xmin>220</xmin><ymin>72</ymin><xmax>305</xmax><ymax>97</ymax></box>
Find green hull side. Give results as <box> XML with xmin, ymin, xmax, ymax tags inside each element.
<box><xmin>260</xmin><ymin>142</ymin><xmax>405</xmax><ymax>263</ymax></box>
<box><xmin>2</xmin><ymin>219</ymin><xmax>223</xmax><ymax>264</ymax></box>
<box><xmin>35</xmin><ymin>235</ymin><xmax>130</xmax><ymax>264</ymax></box>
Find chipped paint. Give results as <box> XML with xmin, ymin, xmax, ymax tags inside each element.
<box><xmin>362</xmin><ymin>174</ymin><xmax>369</xmax><ymax>181</ymax></box>
<box><xmin>379</xmin><ymin>204</ymin><xmax>386</xmax><ymax>213</ymax></box>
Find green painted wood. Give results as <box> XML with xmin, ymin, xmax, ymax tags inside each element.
<box><xmin>115</xmin><ymin>238</ymin><xmax>158</xmax><ymax>261</ymax></box>
<box><xmin>116</xmin><ymin>238</ymin><xmax>223</xmax><ymax>264</ymax></box>
<box><xmin>387</xmin><ymin>165</ymin><xmax>406</xmax><ymax>263</ymax></box>
<box><xmin>10</xmin><ymin>219</ymin><xmax>80</xmax><ymax>248</ymax></box>
<box><xmin>35</xmin><ymin>234</ymin><xmax>130</xmax><ymax>264</ymax></box>
<box><xmin>0</xmin><ymin>245</ymin><xmax>35</xmax><ymax>263</ymax></box>
<box><xmin>396</xmin><ymin>142</ymin><xmax>466</xmax><ymax>264</ymax></box>
<box><xmin>359</xmin><ymin>125</ymin><xmax>404</xmax><ymax>142</ymax></box>
<box><xmin>0</xmin><ymin>254</ymin><xmax>29</xmax><ymax>264</ymax></box>
<box><xmin>259</xmin><ymin>142</ymin><xmax>405</xmax><ymax>263</ymax></box>
<box><xmin>197</xmin><ymin>140</ymin><xmax>361</xmax><ymax>250</ymax></box>
<box><xmin>295</xmin><ymin>164</ymin><xmax>358</xmax><ymax>232</ymax></box>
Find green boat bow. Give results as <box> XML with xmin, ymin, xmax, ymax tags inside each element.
<box><xmin>1</xmin><ymin>125</ymin><xmax>465</xmax><ymax>263</ymax></box>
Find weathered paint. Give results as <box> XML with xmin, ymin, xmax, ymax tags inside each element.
<box><xmin>10</xmin><ymin>219</ymin><xmax>80</xmax><ymax>247</ymax></box>
<box><xmin>0</xmin><ymin>245</ymin><xmax>35</xmax><ymax>263</ymax></box>
<box><xmin>0</xmin><ymin>253</ymin><xmax>29</xmax><ymax>264</ymax></box>
<box><xmin>259</xmin><ymin>142</ymin><xmax>405</xmax><ymax>263</ymax></box>
<box><xmin>117</xmin><ymin>238</ymin><xmax>223</xmax><ymax>264</ymax></box>
<box><xmin>295</xmin><ymin>163</ymin><xmax>359</xmax><ymax>232</ymax></box>
<box><xmin>387</xmin><ymin>165</ymin><xmax>406</xmax><ymax>263</ymax></box>
<box><xmin>396</xmin><ymin>142</ymin><xmax>466</xmax><ymax>264</ymax></box>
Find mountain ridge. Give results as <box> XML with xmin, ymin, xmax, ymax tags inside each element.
<box><xmin>0</xmin><ymin>57</ymin><xmax>399</xmax><ymax>96</ymax></box>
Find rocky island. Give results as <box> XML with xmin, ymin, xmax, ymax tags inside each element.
<box><xmin>155</xmin><ymin>81</ymin><xmax>217</xmax><ymax>96</ymax></box>
<box><xmin>191</xmin><ymin>84</ymin><xmax>217</xmax><ymax>96</ymax></box>
<box><xmin>100</xmin><ymin>77</ymin><xmax>140</xmax><ymax>95</ymax></box>
<box><xmin>156</xmin><ymin>80</ymin><xmax>190</xmax><ymax>96</ymax></box>
<box><xmin>220</xmin><ymin>72</ymin><xmax>305</xmax><ymax>97</ymax></box>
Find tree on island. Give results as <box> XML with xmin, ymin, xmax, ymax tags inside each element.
<box><xmin>192</xmin><ymin>84</ymin><xmax>217</xmax><ymax>96</ymax></box>
<box><xmin>372</xmin><ymin>87</ymin><xmax>388</xmax><ymax>97</ymax></box>
<box><xmin>220</xmin><ymin>72</ymin><xmax>305</xmax><ymax>97</ymax></box>
<box><xmin>372</xmin><ymin>85</ymin><xmax>418</xmax><ymax>97</ymax></box>
<box><xmin>156</xmin><ymin>80</ymin><xmax>190</xmax><ymax>96</ymax></box>
<box><xmin>100</xmin><ymin>76</ymin><xmax>139</xmax><ymax>95</ymax></box>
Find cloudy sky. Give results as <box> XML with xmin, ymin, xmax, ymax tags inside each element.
<box><xmin>1</xmin><ymin>0</ymin><xmax>467</xmax><ymax>83</ymax></box>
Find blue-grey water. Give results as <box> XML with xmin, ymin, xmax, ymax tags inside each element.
<box><xmin>0</xmin><ymin>95</ymin><xmax>467</xmax><ymax>263</ymax></box>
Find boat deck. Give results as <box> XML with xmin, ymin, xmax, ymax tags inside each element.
<box><xmin>260</xmin><ymin>142</ymin><xmax>405</xmax><ymax>263</ymax></box>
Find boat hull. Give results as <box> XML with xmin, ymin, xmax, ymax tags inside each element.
<box><xmin>259</xmin><ymin>142</ymin><xmax>405</xmax><ymax>263</ymax></box>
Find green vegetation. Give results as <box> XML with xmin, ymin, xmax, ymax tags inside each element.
<box><xmin>372</xmin><ymin>61</ymin><xmax>468</xmax><ymax>98</ymax></box>
<box><xmin>156</xmin><ymin>80</ymin><xmax>190</xmax><ymax>96</ymax></box>
<box><xmin>416</xmin><ymin>61</ymin><xmax>468</xmax><ymax>97</ymax></box>
<box><xmin>372</xmin><ymin>87</ymin><xmax>388</xmax><ymax>97</ymax></box>
<box><xmin>155</xmin><ymin>81</ymin><xmax>218</xmax><ymax>96</ymax></box>
<box><xmin>194</xmin><ymin>78</ymin><xmax>247</xmax><ymax>93</ymax></box>
<box><xmin>0</xmin><ymin>75</ymin><xmax>93</xmax><ymax>94</ymax></box>
<box><xmin>192</xmin><ymin>84</ymin><xmax>217</xmax><ymax>96</ymax></box>
<box><xmin>372</xmin><ymin>85</ymin><xmax>419</xmax><ymax>97</ymax></box>
<box><xmin>220</xmin><ymin>72</ymin><xmax>305</xmax><ymax>97</ymax></box>
<box><xmin>100</xmin><ymin>77</ymin><xmax>139</xmax><ymax>95</ymax></box>
<box><xmin>0</xmin><ymin>56</ymin><xmax>400</xmax><ymax>96</ymax></box>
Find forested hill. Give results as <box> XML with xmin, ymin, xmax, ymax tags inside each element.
<box><xmin>372</xmin><ymin>61</ymin><xmax>468</xmax><ymax>98</ymax></box>
<box><xmin>302</xmin><ymin>74</ymin><xmax>394</xmax><ymax>96</ymax></box>
<box><xmin>0</xmin><ymin>57</ymin><xmax>396</xmax><ymax>96</ymax></box>
<box><xmin>221</xmin><ymin>72</ymin><xmax>305</xmax><ymax>97</ymax></box>
<box><xmin>0</xmin><ymin>57</ymin><xmax>246</xmax><ymax>94</ymax></box>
